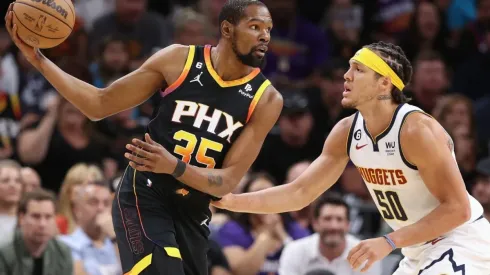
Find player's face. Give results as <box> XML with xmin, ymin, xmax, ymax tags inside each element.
<box><xmin>231</xmin><ymin>5</ymin><xmax>273</xmax><ymax>68</ymax></box>
<box><xmin>313</xmin><ymin>204</ymin><xmax>349</xmax><ymax>248</ymax></box>
<box><xmin>342</xmin><ymin>61</ymin><xmax>380</xmax><ymax>109</ymax></box>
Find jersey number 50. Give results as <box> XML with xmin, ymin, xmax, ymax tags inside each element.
<box><xmin>173</xmin><ymin>130</ymin><xmax>223</xmax><ymax>168</ymax></box>
<box><xmin>373</xmin><ymin>189</ymin><xmax>408</xmax><ymax>221</ymax></box>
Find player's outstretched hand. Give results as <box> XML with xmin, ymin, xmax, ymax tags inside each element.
<box><xmin>4</xmin><ymin>3</ymin><xmax>42</xmax><ymax>68</ymax></box>
<box><xmin>210</xmin><ymin>193</ymin><xmax>237</xmax><ymax>210</ymax></box>
<box><xmin>125</xmin><ymin>133</ymin><xmax>176</xmax><ymax>174</ymax></box>
<box><xmin>347</xmin><ymin>237</ymin><xmax>392</xmax><ymax>272</ymax></box>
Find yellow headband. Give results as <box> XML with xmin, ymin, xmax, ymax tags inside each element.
<box><xmin>351</xmin><ymin>48</ymin><xmax>405</xmax><ymax>91</ymax></box>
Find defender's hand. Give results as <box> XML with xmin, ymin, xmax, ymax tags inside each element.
<box><xmin>211</xmin><ymin>193</ymin><xmax>237</xmax><ymax>210</ymax></box>
<box><xmin>125</xmin><ymin>133</ymin><xmax>176</xmax><ymax>174</ymax></box>
<box><xmin>347</xmin><ymin>237</ymin><xmax>392</xmax><ymax>272</ymax></box>
<box><xmin>4</xmin><ymin>3</ymin><xmax>43</xmax><ymax>68</ymax></box>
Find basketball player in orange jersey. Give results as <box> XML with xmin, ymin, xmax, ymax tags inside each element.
<box><xmin>5</xmin><ymin>1</ymin><xmax>281</xmax><ymax>274</ymax></box>
<box><xmin>200</xmin><ymin>42</ymin><xmax>487</xmax><ymax>274</ymax></box>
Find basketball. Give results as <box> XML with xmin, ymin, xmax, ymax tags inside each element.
<box><xmin>12</xmin><ymin>0</ymin><xmax>75</xmax><ymax>49</ymax></box>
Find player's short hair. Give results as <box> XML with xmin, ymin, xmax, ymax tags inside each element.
<box><xmin>365</xmin><ymin>41</ymin><xmax>413</xmax><ymax>104</ymax></box>
<box><xmin>218</xmin><ymin>0</ymin><xmax>266</xmax><ymax>29</ymax></box>
<box><xmin>313</xmin><ymin>192</ymin><xmax>350</xmax><ymax>221</ymax></box>
<box><xmin>18</xmin><ymin>188</ymin><xmax>57</xmax><ymax>215</ymax></box>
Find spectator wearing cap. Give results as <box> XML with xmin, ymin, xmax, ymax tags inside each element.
<box><xmin>59</xmin><ymin>181</ymin><xmax>121</xmax><ymax>275</ymax></box>
<box><xmin>472</xmin><ymin>157</ymin><xmax>490</xmax><ymax>221</ymax></box>
<box><xmin>279</xmin><ymin>193</ymin><xmax>381</xmax><ymax>275</ymax></box>
<box><xmin>253</xmin><ymin>90</ymin><xmax>325</xmax><ymax>184</ymax></box>
<box><xmin>0</xmin><ymin>189</ymin><xmax>73</xmax><ymax>275</ymax></box>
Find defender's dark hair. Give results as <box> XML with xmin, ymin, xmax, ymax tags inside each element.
<box><xmin>218</xmin><ymin>0</ymin><xmax>266</xmax><ymax>31</ymax></box>
<box><xmin>313</xmin><ymin>192</ymin><xmax>350</xmax><ymax>221</ymax></box>
<box><xmin>365</xmin><ymin>41</ymin><xmax>413</xmax><ymax>104</ymax></box>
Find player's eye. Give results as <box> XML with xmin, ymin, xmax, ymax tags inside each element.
<box><xmin>250</xmin><ymin>25</ymin><xmax>258</xmax><ymax>30</ymax></box>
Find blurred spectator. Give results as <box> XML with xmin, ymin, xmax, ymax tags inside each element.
<box><xmin>285</xmin><ymin>161</ymin><xmax>314</xmax><ymax>232</ymax></box>
<box><xmin>307</xmin><ymin>58</ymin><xmax>355</xmax><ymax>137</ymax></box>
<box><xmin>89</xmin><ymin>0</ymin><xmax>171</xmax><ymax>70</ymax></box>
<box><xmin>432</xmin><ymin>93</ymin><xmax>475</xmax><ymax>135</ymax></box>
<box><xmin>57</xmin><ymin>163</ymin><xmax>105</xmax><ymax>235</ymax></box>
<box><xmin>17</xmin><ymin>95</ymin><xmax>113</xmax><ymax>193</ymax></box>
<box><xmin>0</xmin><ymin>34</ymin><xmax>22</xmax><ymax>160</ymax></box>
<box><xmin>452</xmin><ymin>17</ymin><xmax>490</xmax><ymax>101</ymax></box>
<box><xmin>409</xmin><ymin>50</ymin><xmax>448</xmax><ymax>113</ymax></box>
<box><xmin>171</xmin><ymin>7</ymin><xmax>213</xmax><ymax>46</ymax></box>
<box><xmin>260</xmin><ymin>0</ymin><xmax>329</xmax><ymax>87</ymax></box>
<box><xmin>279</xmin><ymin>193</ymin><xmax>381</xmax><ymax>275</ymax></box>
<box><xmin>455</xmin><ymin>0</ymin><xmax>490</xmax><ymax>62</ymax></box>
<box><xmin>90</xmin><ymin>35</ymin><xmax>131</xmax><ymax>88</ymax></box>
<box><xmin>208</xmin><ymin>239</ymin><xmax>232</xmax><ymax>275</ymax></box>
<box><xmin>361</xmin><ymin>0</ymin><xmax>415</xmax><ymax>43</ymax></box>
<box><xmin>0</xmin><ymin>159</ymin><xmax>22</xmax><ymax>248</ymax></box>
<box><xmin>217</xmin><ymin>173</ymin><xmax>309</xmax><ymax>275</ymax></box>
<box><xmin>20</xmin><ymin>167</ymin><xmax>41</xmax><ymax>193</ymax></box>
<box><xmin>451</xmin><ymin>124</ymin><xmax>478</xmax><ymax>187</ymax></box>
<box><xmin>472</xmin><ymin>157</ymin><xmax>490</xmax><ymax>221</ymax></box>
<box><xmin>399</xmin><ymin>1</ymin><xmax>451</xmax><ymax>64</ymax></box>
<box><xmin>254</xmin><ymin>90</ymin><xmax>324</xmax><ymax>184</ymax></box>
<box><xmin>74</xmin><ymin>0</ymin><xmax>115</xmax><ymax>32</ymax></box>
<box><xmin>194</xmin><ymin>0</ymin><xmax>227</xmax><ymax>39</ymax></box>
<box><xmin>444</xmin><ymin>0</ymin><xmax>477</xmax><ymax>32</ymax></box>
<box><xmin>60</xmin><ymin>181</ymin><xmax>121</xmax><ymax>275</ymax></box>
<box><xmin>0</xmin><ymin>189</ymin><xmax>73</xmax><ymax>275</ymax></box>
<box><xmin>320</xmin><ymin>0</ymin><xmax>363</xmax><ymax>59</ymax></box>
<box><xmin>305</xmin><ymin>270</ymin><xmax>336</xmax><ymax>275</ymax></box>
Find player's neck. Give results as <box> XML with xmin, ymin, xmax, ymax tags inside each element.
<box><xmin>358</xmin><ymin>100</ymin><xmax>399</xmax><ymax>138</ymax></box>
<box><xmin>212</xmin><ymin>43</ymin><xmax>255</xmax><ymax>81</ymax></box>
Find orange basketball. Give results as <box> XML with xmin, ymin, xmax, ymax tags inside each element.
<box><xmin>12</xmin><ymin>0</ymin><xmax>75</xmax><ymax>49</ymax></box>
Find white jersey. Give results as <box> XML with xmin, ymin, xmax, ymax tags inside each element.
<box><xmin>347</xmin><ymin>103</ymin><xmax>483</xmax><ymax>233</ymax></box>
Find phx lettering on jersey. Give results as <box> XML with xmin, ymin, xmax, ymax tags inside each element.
<box><xmin>356</xmin><ymin>166</ymin><xmax>407</xmax><ymax>186</ymax></box>
<box><xmin>30</xmin><ymin>0</ymin><xmax>68</xmax><ymax>19</ymax></box>
<box><xmin>171</xmin><ymin>100</ymin><xmax>243</xmax><ymax>143</ymax></box>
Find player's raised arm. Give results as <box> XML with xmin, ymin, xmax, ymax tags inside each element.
<box><xmin>5</xmin><ymin>7</ymin><xmax>187</xmax><ymax>121</ymax></box>
<box><xmin>386</xmin><ymin>112</ymin><xmax>471</xmax><ymax>248</ymax></box>
<box><xmin>212</xmin><ymin>116</ymin><xmax>353</xmax><ymax>212</ymax></box>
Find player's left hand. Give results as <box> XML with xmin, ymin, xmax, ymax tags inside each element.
<box><xmin>125</xmin><ymin>133</ymin><xmax>176</xmax><ymax>174</ymax></box>
<box><xmin>347</xmin><ymin>237</ymin><xmax>393</xmax><ymax>272</ymax></box>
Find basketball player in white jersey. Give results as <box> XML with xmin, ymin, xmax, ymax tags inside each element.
<box><xmin>211</xmin><ymin>41</ymin><xmax>490</xmax><ymax>274</ymax></box>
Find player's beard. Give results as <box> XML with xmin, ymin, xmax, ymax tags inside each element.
<box><xmin>232</xmin><ymin>35</ymin><xmax>266</xmax><ymax>69</ymax></box>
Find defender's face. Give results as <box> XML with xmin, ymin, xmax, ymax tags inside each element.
<box><xmin>342</xmin><ymin>61</ymin><xmax>379</xmax><ymax>109</ymax></box>
<box><xmin>231</xmin><ymin>5</ymin><xmax>272</xmax><ymax>68</ymax></box>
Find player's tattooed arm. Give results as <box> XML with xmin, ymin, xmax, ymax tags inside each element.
<box><xmin>212</xmin><ymin>116</ymin><xmax>353</xmax><ymax>214</ymax></box>
<box><xmin>387</xmin><ymin>113</ymin><xmax>471</xmax><ymax>249</ymax></box>
<box><xmin>126</xmin><ymin>86</ymin><xmax>284</xmax><ymax>197</ymax></box>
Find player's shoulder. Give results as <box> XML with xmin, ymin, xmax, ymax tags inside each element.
<box><xmin>149</xmin><ymin>44</ymin><xmax>191</xmax><ymax>63</ymax></box>
<box><xmin>401</xmin><ymin>111</ymin><xmax>445</xmax><ymax>141</ymax></box>
<box><xmin>262</xmin><ymin>83</ymin><xmax>283</xmax><ymax>106</ymax></box>
<box><xmin>335</xmin><ymin>112</ymin><xmax>358</xmax><ymax>136</ymax></box>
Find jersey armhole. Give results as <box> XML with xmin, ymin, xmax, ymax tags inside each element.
<box><xmin>398</xmin><ymin>110</ymin><xmax>433</xmax><ymax>170</ymax></box>
<box><xmin>246</xmin><ymin>79</ymin><xmax>271</xmax><ymax>123</ymax></box>
<box><xmin>161</xmin><ymin>45</ymin><xmax>196</xmax><ymax>97</ymax></box>
<box><xmin>346</xmin><ymin>112</ymin><xmax>359</xmax><ymax>157</ymax></box>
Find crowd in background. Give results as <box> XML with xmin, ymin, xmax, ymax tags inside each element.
<box><xmin>0</xmin><ymin>0</ymin><xmax>489</xmax><ymax>274</ymax></box>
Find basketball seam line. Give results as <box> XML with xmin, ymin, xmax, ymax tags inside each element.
<box><xmin>59</xmin><ymin>0</ymin><xmax>75</xmax><ymax>19</ymax></box>
<box><xmin>13</xmin><ymin>10</ymin><xmax>66</xmax><ymax>40</ymax></box>
<box><xmin>14</xmin><ymin>2</ymin><xmax>73</xmax><ymax>31</ymax></box>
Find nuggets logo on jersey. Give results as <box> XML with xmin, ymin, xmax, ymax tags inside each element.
<box><xmin>356</xmin><ymin>166</ymin><xmax>407</xmax><ymax>186</ymax></box>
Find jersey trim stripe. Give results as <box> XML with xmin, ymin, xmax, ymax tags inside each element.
<box><xmin>161</xmin><ymin>45</ymin><xmax>196</xmax><ymax>97</ymax></box>
<box><xmin>246</xmin><ymin>80</ymin><xmax>271</xmax><ymax>123</ymax></box>
<box><xmin>363</xmin><ymin>103</ymin><xmax>404</xmax><ymax>151</ymax></box>
<box><xmin>204</xmin><ymin>45</ymin><xmax>261</xmax><ymax>87</ymax></box>
<box><xmin>346</xmin><ymin>112</ymin><xmax>360</xmax><ymax>157</ymax></box>
<box><xmin>398</xmin><ymin>110</ymin><xmax>422</xmax><ymax>170</ymax></box>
